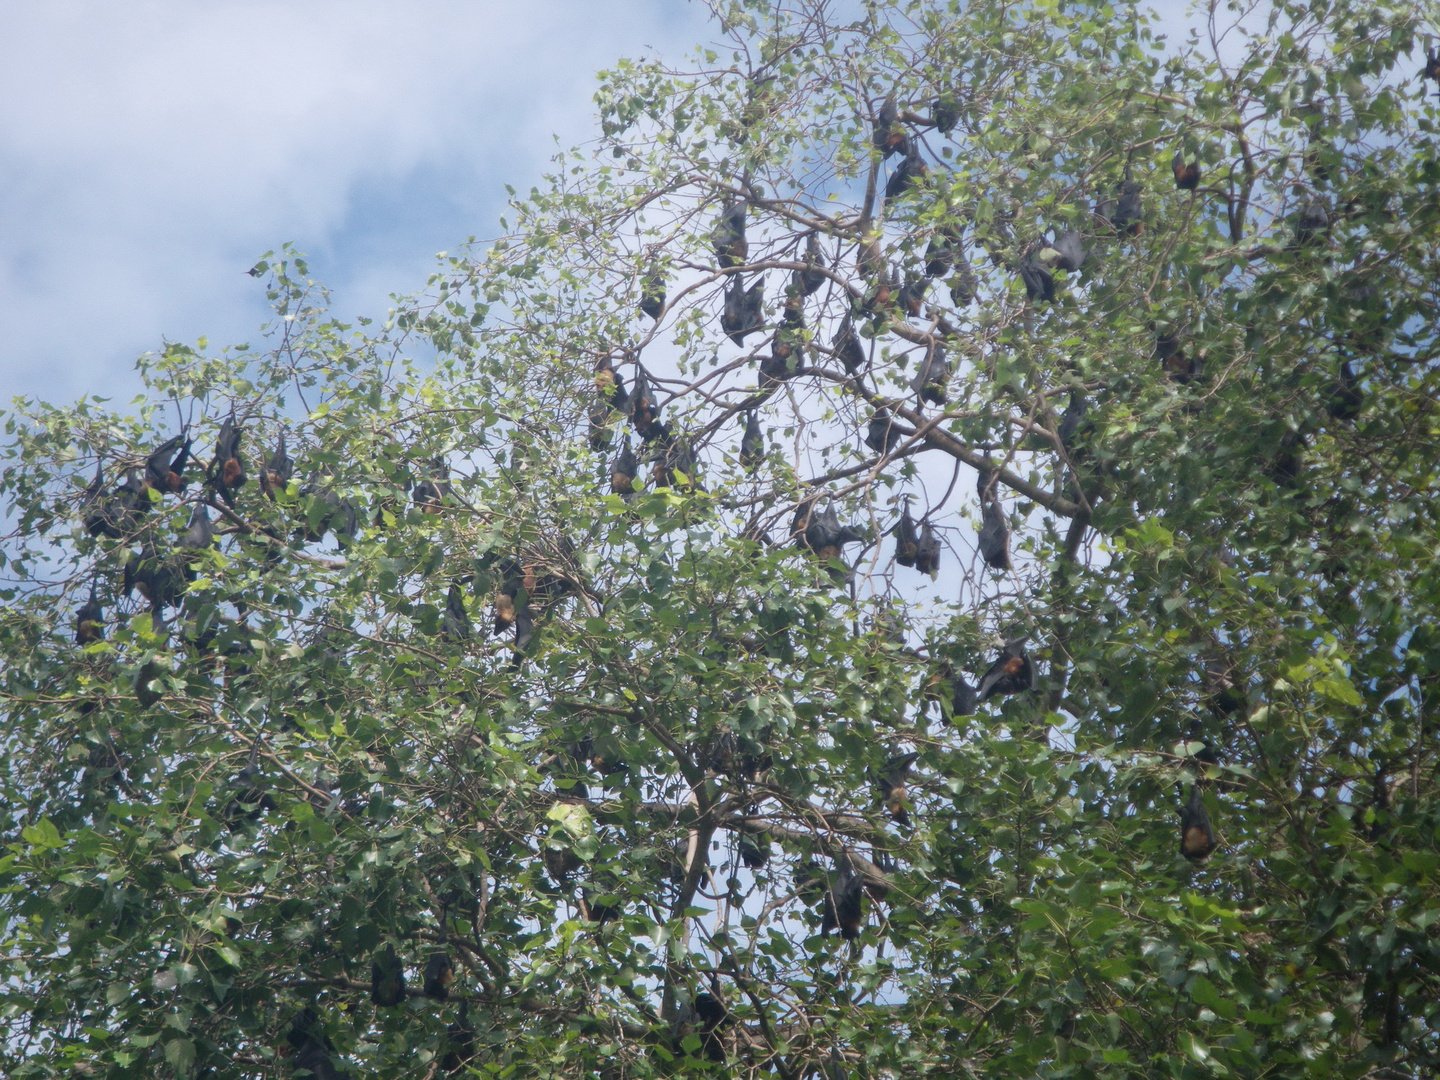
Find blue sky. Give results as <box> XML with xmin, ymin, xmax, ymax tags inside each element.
<box><xmin>0</xmin><ymin>0</ymin><xmax>710</xmax><ymax>407</ymax></box>
<box><xmin>0</xmin><ymin>1</ymin><xmax>1220</xmax><ymax>412</ymax></box>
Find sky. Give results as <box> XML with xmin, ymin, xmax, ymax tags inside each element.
<box><xmin>0</xmin><ymin>0</ymin><xmax>1220</xmax><ymax>413</ymax></box>
<box><xmin>0</xmin><ymin>0</ymin><xmax>711</xmax><ymax>408</ymax></box>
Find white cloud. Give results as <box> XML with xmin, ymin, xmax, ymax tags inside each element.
<box><xmin>0</xmin><ymin>0</ymin><xmax>708</xmax><ymax>405</ymax></box>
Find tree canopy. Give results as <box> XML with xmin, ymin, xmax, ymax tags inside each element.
<box><xmin>3</xmin><ymin>1</ymin><xmax>1439</xmax><ymax>1077</ymax></box>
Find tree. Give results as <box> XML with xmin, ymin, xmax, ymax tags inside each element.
<box><xmin>2</xmin><ymin>0</ymin><xmax>1439</xmax><ymax>1076</ymax></box>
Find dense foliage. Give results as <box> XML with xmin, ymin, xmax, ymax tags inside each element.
<box><xmin>2</xmin><ymin>1</ymin><xmax>1439</xmax><ymax>1077</ymax></box>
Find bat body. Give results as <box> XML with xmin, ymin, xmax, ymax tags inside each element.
<box><xmin>145</xmin><ymin>433</ymin><xmax>193</xmax><ymax>495</ymax></box>
<box><xmin>209</xmin><ymin>414</ymin><xmax>246</xmax><ymax>506</ymax></box>
<box><xmin>1044</xmin><ymin>230</ymin><xmax>1086</xmax><ymax>272</ymax></box>
<box><xmin>423</xmin><ymin>950</ymin><xmax>454</xmax><ymax>1000</ymax></box>
<box><xmin>977</xmin><ymin>638</ymin><xmax>1033</xmax><ymax>700</ymax></box>
<box><xmin>978</xmin><ymin>497</ymin><xmax>1011</xmax><ymax>570</ymax></box>
<box><xmin>833</xmin><ymin>318</ymin><xmax>866</xmax><ymax>374</ymax></box>
<box><xmin>865</xmin><ymin>407</ymin><xmax>900</xmax><ymax>455</ymax></box>
<box><xmin>75</xmin><ymin>583</ymin><xmax>105</xmax><ymax>644</ymax></box>
<box><xmin>287</xmin><ymin>1009</ymin><xmax>352</xmax><ymax>1080</ymax></box>
<box><xmin>897</xmin><ymin>276</ymin><xmax>928</xmax><ymax>317</ymax></box>
<box><xmin>371</xmin><ymin>943</ymin><xmax>406</xmax><ymax>1007</ymax></box>
<box><xmin>796</xmin><ymin>231</ymin><xmax>827</xmax><ymax>295</ymax></box>
<box><xmin>876</xmin><ymin>751</ymin><xmax>919</xmax><ymax>826</ymax></box>
<box><xmin>913</xmin><ymin>519</ymin><xmax>941</xmax><ymax>577</ymax></box>
<box><xmin>259</xmin><ymin>434</ymin><xmax>293</xmax><ymax>499</ymax></box>
<box><xmin>639</xmin><ymin>270</ymin><xmax>666</xmax><ymax>319</ymax></box>
<box><xmin>180</xmin><ymin>503</ymin><xmax>214</xmax><ymax>551</ymax></box>
<box><xmin>1101</xmin><ymin>178</ymin><xmax>1143</xmax><ymax>235</ymax></box>
<box><xmin>442</xmin><ymin>1001</ymin><xmax>475</xmax><ymax>1073</ymax></box>
<box><xmin>821</xmin><ymin>863</ymin><xmax>864</xmax><ymax>940</ymax></box>
<box><xmin>1058</xmin><ymin>392</ymin><xmax>1088</xmax><ymax>449</ymax></box>
<box><xmin>1326</xmin><ymin>360</ymin><xmax>1363</xmax><ymax>421</ymax></box>
<box><xmin>873</xmin><ymin>95</ymin><xmax>907</xmax><ymax>157</ymax></box>
<box><xmin>1179</xmin><ymin>784</ymin><xmax>1217</xmax><ymax>860</ymax></box>
<box><xmin>925</xmin><ymin>228</ymin><xmax>959</xmax><ymax>277</ymax></box>
<box><xmin>951</xmin><ymin>673</ymin><xmax>978</xmax><ymax>717</ymax></box>
<box><xmin>626</xmin><ymin>368</ymin><xmax>659</xmax><ymax>438</ymax></box>
<box><xmin>932</xmin><ymin>92</ymin><xmax>958</xmax><ymax>133</ymax></box>
<box><xmin>893</xmin><ymin>504</ymin><xmax>919</xmax><ymax>566</ymax></box>
<box><xmin>740</xmin><ymin>411</ymin><xmax>763</xmax><ymax>472</ymax></box>
<box><xmin>442</xmin><ymin>582</ymin><xmax>472</xmax><ymax>640</ymax></box>
<box><xmin>1172</xmin><ymin>154</ymin><xmax>1201</xmax><ymax>190</ymax></box>
<box><xmin>884</xmin><ymin>144</ymin><xmax>928</xmax><ymax>199</ymax></box>
<box><xmin>910</xmin><ymin>342</ymin><xmax>949</xmax><ymax>405</ymax></box>
<box><xmin>611</xmin><ymin>440</ymin><xmax>639</xmax><ymax>496</ymax></box>
<box><xmin>413</xmin><ymin>459</ymin><xmax>451</xmax><ymax>513</ymax></box>
<box><xmin>83</xmin><ymin>466</ymin><xmax>148</xmax><ymax>539</ymax></box>
<box><xmin>722</xmin><ymin>276</ymin><xmax>765</xmax><ymax>345</ymax></box>
<box><xmin>711</xmin><ymin>201</ymin><xmax>748</xmax><ymax>268</ymax></box>
<box><xmin>582</xmin><ymin>887</ymin><xmax>622</xmax><ymax>925</ymax></box>
<box><xmin>1019</xmin><ymin>253</ymin><xmax>1055</xmax><ymax>303</ymax></box>
<box><xmin>1155</xmin><ymin>328</ymin><xmax>1199</xmax><ymax>383</ymax></box>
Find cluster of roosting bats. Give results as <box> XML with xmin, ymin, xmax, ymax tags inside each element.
<box><xmin>72</xmin><ymin>61</ymin><xmax>1437</xmax><ymax>1063</ymax></box>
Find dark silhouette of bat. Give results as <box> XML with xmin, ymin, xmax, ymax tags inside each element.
<box><xmin>83</xmin><ymin>465</ymin><xmax>149</xmax><ymax>539</ymax></box>
<box><xmin>1425</xmin><ymin>49</ymin><xmax>1440</xmax><ymax>85</ymax></box>
<box><xmin>884</xmin><ymin>143</ymin><xmax>928</xmax><ymax>199</ymax></box>
<box><xmin>180</xmin><ymin>503</ymin><xmax>214</xmax><ymax>552</ymax></box>
<box><xmin>876</xmin><ymin>751</ymin><xmax>919</xmax><ymax>826</ymax></box>
<box><xmin>1155</xmin><ymin>327</ymin><xmax>1199</xmax><ymax>383</ymax></box>
<box><xmin>442</xmin><ymin>581</ymin><xmax>472</xmax><ymax>640</ymax></box>
<box><xmin>1046</xmin><ymin>230</ymin><xmax>1086</xmax><ymax>272</ymax></box>
<box><xmin>1179</xmin><ymin>784</ymin><xmax>1217</xmax><ymax>860</ymax></box>
<box><xmin>740</xmin><ymin>411</ymin><xmax>764</xmax><ymax>472</ymax></box>
<box><xmin>711</xmin><ymin>200</ymin><xmax>748</xmax><ymax>268</ymax></box>
<box><xmin>977</xmin><ymin>638</ymin><xmax>1033</xmax><ymax>700</ymax></box>
<box><xmin>897</xmin><ymin>276</ymin><xmax>928</xmax><ymax>317</ymax></box>
<box><xmin>442</xmin><ymin>1001</ymin><xmax>475</xmax><ymax>1073</ymax></box>
<box><xmin>1019</xmin><ymin>251</ymin><xmax>1055</xmax><ymax>303</ymax></box>
<box><xmin>208</xmin><ymin>414</ymin><xmax>246</xmax><ymax>507</ymax></box>
<box><xmin>1292</xmin><ymin>196</ymin><xmax>1330</xmax><ymax>246</ymax></box>
<box><xmin>820</xmin><ymin>861</ymin><xmax>864</xmax><ymax>940</ymax></box>
<box><xmin>893</xmin><ymin>502</ymin><xmax>919</xmax><ymax>567</ymax></box>
<box><xmin>739</xmin><ymin>832</ymin><xmax>770</xmax><ymax>868</ymax></box>
<box><xmin>1172</xmin><ymin>153</ymin><xmax>1201</xmax><ymax>190</ymax></box>
<box><xmin>371</xmin><ymin>943</ymin><xmax>406</xmax><ymax>1006</ymax></box>
<box><xmin>796</xmin><ymin>231</ymin><xmax>827</xmax><ymax>295</ymax></box>
<box><xmin>950</xmin><ymin>252</ymin><xmax>979</xmax><ymax>305</ymax></box>
<box><xmin>951</xmin><ymin>673</ymin><xmax>978</xmax><ymax>717</ymax></box>
<box><xmin>932</xmin><ymin>91</ymin><xmax>959</xmax><ymax>133</ymax></box>
<box><xmin>651</xmin><ymin>429</ymin><xmax>702</xmax><ymax>490</ymax></box>
<box><xmin>865</xmin><ymin>406</ymin><xmax>900</xmax><ymax>455</ymax></box>
<box><xmin>124</xmin><ymin>543</ymin><xmax>187</xmax><ymax>614</ymax></box>
<box><xmin>144</xmin><ymin>432</ymin><xmax>193</xmax><ymax>495</ymax></box>
<box><xmin>1058</xmin><ymin>391</ymin><xmax>1088</xmax><ymax>450</ymax></box>
<box><xmin>978</xmin><ymin>496</ymin><xmax>1011</xmax><ymax>571</ymax></box>
<box><xmin>626</xmin><ymin>367</ymin><xmax>659</xmax><ymax>437</ymax></box>
<box><xmin>413</xmin><ymin>459</ymin><xmax>451</xmax><ymax>513</ymax></box>
<box><xmin>833</xmin><ymin>318</ymin><xmax>866</xmax><ymax>374</ymax></box>
<box><xmin>722</xmin><ymin>276</ymin><xmax>765</xmax><ymax>345</ymax></box>
<box><xmin>1099</xmin><ymin>176</ymin><xmax>1143</xmax><ymax>235</ymax></box>
<box><xmin>582</xmin><ymin>887</ymin><xmax>622</xmax><ymax>925</ymax></box>
<box><xmin>588</xmin><ymin>399</ymin><xmax>616</xmax><ymax>452</ymax></box>
<box><xmin>690</xmin><ymin>986</ymin><xmax>730</xmax><ymax>1062</ymax></box>
<box><xmin>873</xmin><ymin>94</ymin><xmax>908</xmax><ymax>157</ymax></box>
<box><xmin>913</xmin><ymin>519</ymin><xmax>941</xmax><ymax>577</ymax></box>
<box><xmin>224</xmin><ymin>736</ymin><xmax>275</xmax><ymax>830</ymax></box>
<box><xmin>640</xmin><ymin>269</ymin><xmax>666</xmax><ymax>319</ymax></box>
<box><xmin>910</xmin><ymin>341</ymin><xmax>949</xmax><ymax>405</ymax></box>
<box><xmin>594</xmin><ymin>357</ymin><xmax>629</xmax><ymax>410</ymax></box>
<box><xmin>287</xmin><ymin>1008</ymin><xmax>352</xmax><ymax>1080</ymax></box>
<box><xmin>1326</xmin><ymin>360</ymin><xmax>1363</xmax><ymax>421</ymax></box>
<box><xmin>423</xmin><ymin>951</ymin><xmax>454</xmax><ymax>1001</ymax></box>
<box><xmin>1203</xmin><ymin>654</ymin><xmax>1246</xmax><ymax>717</ymax></box>
<box><xmin>75</xmin><ymin>581</ymin><xmax>105</xmax><ymax>645</ymax></box>
<box><xmin>794</xmin><ymin>502</ymin><xmax>866</xmax><ymax>562</ymax></box>
<box><xmin>760</xmin><ymin>347</ymin><xmax>802</xmax><ymax>389</ymax></box>
<box><xmin>925</xmin><ymin>227</ymin><xmax>960</xmax><ymax>277</ymax></box>
<box><xmin>611</xmin><ymin>440</ymin><xmax>638</xmax><ymax>496</ymax></box>
<box><xmin>259</xmin><ymin>433</ymin><xmax>293</xmax><ymax>500</ymax></box>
